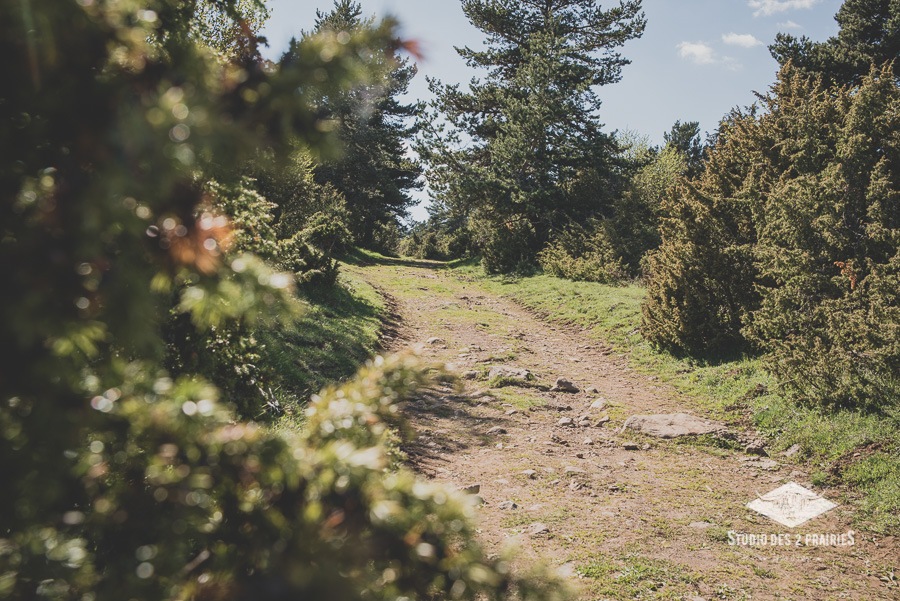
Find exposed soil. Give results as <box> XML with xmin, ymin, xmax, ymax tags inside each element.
<box><xmin>352</xmin><ymin>258</ymin><xmax>899</xmax><ymax>601</ymax></box>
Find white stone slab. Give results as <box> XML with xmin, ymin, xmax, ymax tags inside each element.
<box><xmin>747</xmin><ymin>482</ymin><xmax>837</xmax><ymax>528</ymax></box>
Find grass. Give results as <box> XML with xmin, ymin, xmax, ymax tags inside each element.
<box><xmin>261</xmin><ymin>266</ymin><xmax>385</xmax><ymax>406</ymax></box>
<box><xmin>450</xmin><ymin>259</ymin><xmax>900</xmax><ymax>535</ymax></box>
<box><xmin>575</xmin><ymin>554</ymin><xmax>698</xmax><ymax>599</ymax></box>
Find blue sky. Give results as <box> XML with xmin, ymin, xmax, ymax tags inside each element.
<box><xmin>260</xmin><ymin>0</ymin><xmax>845</xmax><ymax>220</ymax></box>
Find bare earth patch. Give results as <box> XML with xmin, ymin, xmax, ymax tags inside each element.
<box><xmin>351</xmin><ymin>258</ymin><xmax>899</xmax><ymax>601</ymax></box>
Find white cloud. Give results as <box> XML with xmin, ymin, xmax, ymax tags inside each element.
<box><xmin>677</xmin><ymin>41</ymin><xmax>742</xmax><ymax>70</ymax></box>
<box><xmin>778</xmin><ymin>19</ymin><xmax>803</xmax><ymax>29</ymax></box>
<box><xmin>748</xmin><ymin>0</ymin><xmax>821</xmax><ymax>17</ymax></box>
<box><xmin>677</xmin><ymin>41</ymin><xmax>718</xmax><ymax>65</ymax></box>
<box><xmin>722</xmin><ymin>32</ymin><xmax>764</xmax><ymax>47</ymax></box>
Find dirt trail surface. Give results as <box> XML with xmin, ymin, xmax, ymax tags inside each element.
<box><xmin>350</xmin><ymin>258</ymin><xmax>899</xmax><ymax>601</ymax></box>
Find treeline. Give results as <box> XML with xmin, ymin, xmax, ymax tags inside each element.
<box><xmin>0</xmin><ymin>1</ymin><xmax>566</xmax><ymax>599</ymax></box>
<box><xmin>412</xmin><ymin>0</ymin><xmax>900</xmax><ymax>411</ymax></box>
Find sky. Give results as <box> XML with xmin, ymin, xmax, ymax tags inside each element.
<box><xmin>260</xmin><ymin>0</ymin><xmax>845</xmax><ymax>221</ymax></box>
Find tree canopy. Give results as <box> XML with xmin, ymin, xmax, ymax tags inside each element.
<box><xmin>419</xmin><ymin>0</ymin><xmax>645</xmax><ymax>272</ymax></box>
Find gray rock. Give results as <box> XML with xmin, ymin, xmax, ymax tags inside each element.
<box><xmin>488</xmin><ymin>366</ymin><xmax>532</xmax><ymax>381</ymax></box>
<box><xmin>557</xmin><ymin>416</ymin><xmax>574</xmax><ymax>426</ymax></box>
<box><xmin>505</xmin><ymin>409</ymin><xmax>519</xmax><ymax>415</ymax></box>
<box><xmin>783</xmin><ymin>443</ymin><xmax>802</xmax><ymax>458</ymax></box>
<box><xmin>521</xmin><ymin>469</ymin><xmax>538</xmax><ymax>479</ymax></box>
<box><xmin>578</xmin><ymin>420</ymin><xmax>592</xmax><ymax>427</ymax></box>
<box><xmin>622</xmin><ymin>413</ymin><xmax>727</xmax><ymax>439</ymax></box>
<box><xmin>589</xmin><ymin>398</ymin><xmax>608</xmax><ymax>411</ymax></box>
<box><xmin>564</xmin><ymin>465</ymin><xmax>585</xmax><ymax>474</ymax></box>
<box><xmin>583</xmin><ymin>438</ymin><xmax>594</xmax><ymax>445</ymax></box>
<box><xmin>586</xmin><ymin>386</ymin><xmax>600</xmax><ymax>394</ymax></box>
<box><xmin>622</xmin><ymin>442</ymin><xmax>640</xmax><ymax>451</ymax></box>
<box><xmin>757</xmin><ymin>458</ymin><xmax>779</xmax><ymax>471</ymax></box>
<box><xmin>527</xmin><ymin>522</ymin><xmax>550</xmax><ymax>536</ymax></box>
<box><xmin>460</xmin><ymin>483</ymin><xmax>481</xmax><ymax>495</ymax></box>
<box><xmin>461</xmin><ymin>370</ymin><xmax>479</xmax><ymax>380</ymax></box>
<box><xmin>595</xmin><ymin>415</ymin><xmax>611</xmax><ymax>426</ymax></box>
<box><xmin>426</xmin><ymin>337</ymin><xmax>445</xmax><ymax>345</ymax></box>
<box><xmin>486</xmin><ymin>426</ymin><xmax>507</xmax><ymax>435</ymax></box>
<box><xmin>745</xmin><ymin>442</ymin><xmax>768</xmax><ymax>456</ymax></box>
<box><xmin>551</xmin><ymin>377</ymin><xmax>580</xmax><ymax>393</ymax></box>
<box><xmin>498</xmin><ymin>501</ymin><xmax>518</xmax><ymax>510</ymax></box>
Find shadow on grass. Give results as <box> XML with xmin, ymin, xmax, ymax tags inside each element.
<box><xmin>259</xmin><ymin>282</ymin><xmax>384</xmax><ymax>402</ymax></box>
<box><xmin>341</xmin><ymin>247</ymin><xmax>450</xmax><ymax>270</ymax></box>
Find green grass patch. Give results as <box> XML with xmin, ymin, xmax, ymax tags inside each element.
<box><xmin>261</xmin><ymin>268</ymin><xmax>384</xmax><ymax>405</ymax></box>
<box><xmin>576</xmin><ymin>554</ymin><xmax>697</xmax><ymax>599</ymax></box>
<box><xmin>491</xmin><ymin>388</ymin><xmax>545</xmax><ymax>411</ymax></box>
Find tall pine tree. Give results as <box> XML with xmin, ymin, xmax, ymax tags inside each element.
<box><xmin>769</xmin><ymin>0</ymin><xmax>900</xmax><ymax>86</ymax></box>
<box><xmin>287</xmin><ymin>0</ymin><xmax>422</xmax><ymax>250</ymax></box>
<box><xmin>419</xmin><ymin>0</ymin><xmax>645</xmax><ymax>272</ymax></box>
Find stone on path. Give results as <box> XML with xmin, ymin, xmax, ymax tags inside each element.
<box><xmin>589</xmin><ymin>398</ymin><xmax>608</xmax><ymax>411</ymax></box>
<box><xmin>488</xmin><ymin>366</ymin><xmax>532</xmax><ymax>381</ymax></box>
<box><xmin>551</xmin><ymin>377</ymin><xmax>580</xmax><ymax>393</ymax></box>
<box><xmin>527</xmin><ymin>522</ymin><xmax>550</xmax><ymax>536</ymax></box>
<box><xmin>622</xmin><ymin>413</ymin><xmax>727</xmax><ymax>439</ymax></box>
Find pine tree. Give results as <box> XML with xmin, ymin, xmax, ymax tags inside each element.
<box><xmin>291</xmin><ymin>0</ymin><xmax>423</xmax><ymax>250</ymax></box>
<box><xmin>419</xmin><ymin>0</ymin><xmax>645</xmax><ymax>272</ymax></box>
<box><xmin>769</xmin><ymin>0</ymin><xmax>900</xmax><ymax>85</ymax></box>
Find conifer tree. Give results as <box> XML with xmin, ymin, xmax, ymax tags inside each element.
<box><xmin>770</xmin><ymin>0</ymin><xmax>900</xmax><ymax>85</ymax></box>
<box><xmin>419</xmin><ymin>0</ymin><xmax>645</xmax><ymax>272</ymax></box>
<box><xmin>291</xmin><ymin>0</ymin><xmax>423</xmax><ymax>250</ymax></box>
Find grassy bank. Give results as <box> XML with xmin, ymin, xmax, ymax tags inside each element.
<box><xmin>450</xmin><ymin>258</ymin><xmax>900</xmax><ymax>535</ymax></box>
<box><xmin>262</xmin><ymin>264</ymin><xmax>386</xmax><ymax>407</ymax></box>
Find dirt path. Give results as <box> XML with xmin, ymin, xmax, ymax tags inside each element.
<box><xmin>351</xmin><ymin>258</ymin><xmax>899</xmax><ymax>601</ymax></box>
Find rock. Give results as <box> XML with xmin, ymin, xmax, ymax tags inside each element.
<box><xmin>622</xmin><ymin>413</ymin><xmax>727</xmax><ymax>439</ymax></box>
<box><xmin>745</xmin><ymin>442</ymin><xmax>768</xmax><ymax>456</ymax></box>
<box><xmin>641</xmin><ymin>443</ymin><xmax>650</xmax><ymax>451</ymax></box>
<box><xmin>488</xmin><ymin>366</ymin><xmax>532</xmax><ymax>380</ymax></box>
<box><xmin>426</xmin><ymin>337</ymin><xmax>445</xmax><ymax>345</ymax></box>
<box><xmin>622</xmin><ymin>442</ymin><xmax>639</xmax><ymax>451</ymax></box>
<box><xmin>689</xmin><ymin>521</ymin><xmax>715</xmax><ymax>529</ymax></box>
<box><xmin>486</xmin><ymin>426</ymin><xmax>507</xmax><ymax>435</ymax></box>
<box><xmin>550</xmin><ymin>377</ymin><xmax>580</xmax><ymax>393</ymax></box>
<box><xmin>783</xmin><ymin>443</ymin><xmax>802</xmax><ymax>458</ymax></box>
<box><xmin>583</xmin><ymin>438</ymin><xmax>594</xmax><ymax>445</ymax></box>
<box><xmin>498</xmin><ymin>501</ymin><xmax>518</xmax><ymax>510</ymax></box>
<box><xmin>557</xmin><ymin>417</ymin><xmax>574</xmax><ymax>427</ymax></box>
<box><xmin>521</xmin><ymin>469</ymin><xmax>538</xmax><ymax>479</ymax></box>
<box><xmin>575</xmin><ymin>452</ymin><xmax>584</xmax><ymax>459</ymax></box>
<box><xmin>589</xmin><ymin>398</ymin><xmax>608</xmax><ymax>411</ymax></box>
<box><xmin>569</xmin><ymin>480</ymin><xmax>583</xmax><ymax>491</ymax></box>
<box><xmin>549</xmin><ymin>434</ymin><xmax>569</xmax><ymax>446</ymax></box>
<box><xmin>586</xmin><ymin>386</ymin><xmax>599</xmax><ymax>394</ymax></box>
<box><xmin>564</xmin><ymin>465</ymin><xmax>586</xmax><ymax>474</ymax></box>
<box><xmin>757</xmin><ymin>458</ymin><xmax>779</xmax><ymax>471</ymax></box>
<box><xmin>495</xmin><ymin>443</ymin><xmax>504</xmax><ymax>449</ymax></box>
<box><xmin>527</xmin><ymin>522</ymin><xmax>550</xmax><ymax>536</ymax></box>
<box><xmin>578</xmin><ymin>420</ymin><xmax>592</xmax><ymax>427</ymax></box>
<box><xmin>460</xmin><ymin>484</ymin><xmax>481</xmax><ymax>495</ymax></box>
<box><xmin>549</xmin><ymin>479</ymin><xmax>560</xmax><ymax>486</ymax></box>
<box><xmin>461</xmin><ymin>370</ymin><xmax>479</xmax><ymax>380</ymax></box>
<box><xmin>505</xmin><ymin>409</ymin><xmax>519</xmax><ymax>415</ymax></box>
<box><xmin>595</xmin><ymin>415</ymin><xmax>611</xmax><ymax>426</ymax></box>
